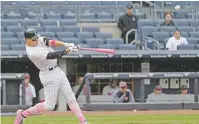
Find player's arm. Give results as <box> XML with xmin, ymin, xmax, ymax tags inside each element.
<box><xmin>46</xmin><ymin>49</ymin><xmax>70</xmax><ymax>59</ymax></box>
<box><xmin>43</xmin><ymin>37</ymin><xmax>74</xmax><ymax>47</ymax></box>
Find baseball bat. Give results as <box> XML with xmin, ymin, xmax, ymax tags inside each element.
<box><xmin>79</xmin><ymin>47</ymin><xmax>116</xmax><ymax>54</ymax></box>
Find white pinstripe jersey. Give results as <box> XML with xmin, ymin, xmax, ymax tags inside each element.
<box><xmin>26</xmin><ymin>37</ymin><xmax>57</xmax><ymax>71</ymax></box>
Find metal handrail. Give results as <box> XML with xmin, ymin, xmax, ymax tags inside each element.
<box><xmin>145</xmin><ymin>36</ymin><xmax>160</xmax><ymax>50</ymax></box>
<box><xmin>125</xmin><ymin>29</ymin><xmax>137</xmax><ymax>44</ymax></box>
<box><xmin>143</xmin><ymin>1</ymin><xmax>161</xmax><ymax>8</ymax></box>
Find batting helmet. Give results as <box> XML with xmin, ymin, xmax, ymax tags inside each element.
<box><xmin>24</xmin><ymin>28</ymin><xmax>39</xmax><ymax>40</ymax></box>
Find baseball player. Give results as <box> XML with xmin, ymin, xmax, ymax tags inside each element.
<box><xmin>14</xmin><ymin>29</ymin><xmax>89</xmax><ymax>124</ymax></box>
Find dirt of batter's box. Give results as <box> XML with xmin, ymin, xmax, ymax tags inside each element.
<box><xmin>41</xmin><ymin>110</ymin><xmax>199</xmax><ymax>116</ymax></box>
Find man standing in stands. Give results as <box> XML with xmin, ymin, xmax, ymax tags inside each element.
<box><xmin>19</xmin><ymin>73</ymin><xmax>36</xmax><ymax>106</ymax></box>
<box><xmin>102</xmin><ymin>79</ymin><xmax>119</xmax><ymax>95</ymax></box>
<box><xmin>166</xmin><ymin>30</ymin><xmax>188</xmax><ymax>50</ymax></box>
<box><xmin>159</xmin><ymin>12</ymin><xmax>175</xmax><ymax>27</ymax></box>
<box><xmin>113</xmin><ymin>81</ymin><xmax>135</xmax><ymax>103</ymax></box>
<box><xmin>118</xmin><ymin>4</ymin><xmax>138</xmax><ymax>43</ymax></box>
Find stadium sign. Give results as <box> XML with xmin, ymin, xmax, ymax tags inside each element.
<box><xmin>93</xmin><ymin>74</ymin><xmax>113</xmax><ymax>78</ymax></box>
<box><xmin>129</xmin><ymin>73</ymin><xmax>148</xmax><ymax>78</ymax></box>
<box><xmin>164</xmin><ymin>73</ymin><xmax>184</xmax><ymax>77</ymax></box>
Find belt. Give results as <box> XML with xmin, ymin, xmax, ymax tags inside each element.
<box><xmin>49</xmin><ymin>65</ymin><xmax>58</xmax><ymax>71</ymax></box>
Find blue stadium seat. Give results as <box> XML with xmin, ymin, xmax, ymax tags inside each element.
<box><xmin>1</xmin><ymin>45</ymin><xmax>10</xmax><ymax>50</ymax></box>
<box><xmin>63</xmin><ymin>13</ymin><xmax>76</xmax><ymax>19</ymax></box>
<box><xmin>100</xmin><ymin>1</ymin><xmax>116</xmax><ymax>6</ymax></box>
<box><xmin>138</xmin><ymin>20</ymin><xmax>156</xmax><ymax>28</ymax></box>
<box><xmin>46</xmin><ymin>14</ymin><xmax>62</xmax><ymax>19</ymax></box>
<box><xmin>170</xmin><ymin>32</ymin><xmax>189</xmax><ymax>37</ymax></box>
<box><xmin>85</xmin><ymin>38</ymin><xmax>104</xmax><ymax>48</ymax></box>
<box><xmin>6</xmin><ymin>26</ymin><xmax>24</xmax><ymax>33</ymax></box>
<box><xmin>153</xmin><ymin>32</ymin><xmax>170</xmax><ymax>42</ymax></box>
<box><xmin>22</xmin><ymin>20</ymin><xmax>39</xmax><ymax>26</ymax></box>
<box><xmin>2</xmin><ymin>38</ymin><xmax>20</xmax><ymax>45</ymax></box>
<box><xmin>174</xmin><ymin>20</ymin><xmax>189</xmax><ymax>26</ymax></box>
<box><xmin>141</xmin><ymin>26</ymin><xmax>157</xmax><ymax>40</ymax></box>
<box><xmin>97</xmin><ymin>44</ymin><xmax>116</xmax><ymax>49</ymax></box>
<box><xmin>11</xmin><ymin>44</ymin><xmax>26</xmax><ymax>51</ymax></box>
<box><xmin>60</xmin><ymin>20</ymin><xmax>77</xmax><ymax>26</ymax></box>
<box><xmin>106</xmin><ymin>38</ymin><xmax>124</xmax><ymax>45</ymax></box>
<box><xmin>95</xmin><ymin>32</ymin><xmax>113</xmax><ymax>40</ymax></box>
<box><xmin>76</xmin><ymin>32</ymin><xmax>94</xmax><ymax>42</ymax></box>
<box><xmin>40</xmin><ymin>19</ymin><xmax>58</xmax><ymax>26</ymax></box>
<box><xmin>81</xmin><ymin>14</ymin><xmax>96</xmax><ymax>20</ymax></box>
<box><xmin>190</xmin><ymin>32</ymin><xmax>199</xmax><ymax>38</ymax></box>
<box><xmin>189</xmin><ymin>20</ymin><xmax>199</xmax><ymax>27</ymax></box>
<box><xmin>98</xmin><ymin>13</ymin><xmax>113</xmax><ymax>20</ymax></box>
<box><xmin>177</xmin><ymin>44</ymin><xmax>196</xmax><ymax>50</ymax></box>
<box><xmin>196</xmin><ymin>44</ymin><xmax>199</xmax><ymax>49</ymax></box>
<box><xmin>117</xmin><ymin>44</ymin><xmax>137</xmax><ymax>50</ymax></box>
<box><xmin>78</xmin><ymin>44</ymin><xmax>91</xmax><ymax>48</ymax></box>
<box><xmin>2</xmin><ymin>19</ymin><xmax>20</xmax><ymax>26</ymax></box>
<box><xmin>1</xmin><ymin>32</ymin><xmax>14</xmax><ymax>38</ymax></box>
<box><xmin>38</xmin><ymin>32</ymin><xmax>55</xmax><ymax>39</ymax></box>
<box><xmin>1</xmin><ymin>27</ymin><xmax>5</xmax><ymax>32</ymax></box>
<box><xmin>60</xmin><ymin>38</ymin><xmax>80</xmax><ymax>44</ymax></box>
<box><xmin>82</xmin><ymin>27</ymin><xmax>100</xmax><ymax>33</ymax></box>
<box><xmin>21</xmin><ymin>39</ymin><xmax>26</xmax><ymax>44</ymax></box>
<box><xmin>16</xmin><ymin>32</ymin><xmax>24</xmax><ymax>39</ymax></box>
<box><xmin>45</xmin><ymin>26</ymin><xmax>63</xmax><ymax>33</ymax></box>
<box><xmin>56</xmin><ymin>32</ymin><xmax>75</xmax><ymax>39</ymax></box>
<box><xmin>196</xmin><ymin>26</ymin><xmax>199</xmax><ymax>32</ymax></box>
<box><xmin>63</xmin><ymin>26</ymin><xmax>80</xmax><ymax>33</ymax></box>
<box><xmin>80</xmin><ymin>1</ymin><xmax>101</xmax><ymax>6</ymax></box>
<box><xmin>177</xmin><ymin>26</ymin><xmax>194</xmax><ymax>33</ymax></box>
<box><xmin>117</xmin><ymin>1</ymin><xmax>132</xmax><ymax>6</ymax></box>
<box><xmin>26</xmin><ymin>26</ymin><xmax>44</xmax><ymax>32</ymax></box>
<box><xmin>186</xmin><ymin>38</ymin><xmax>199</xmax><ymax>44</ymax></box>
<box><xmin>159</xmin><ymin>26</ymin><xmax>176</xmax><ymax>33</ymax></box>
<box><xmin>7</xmin><ymin>13</ymin><xmax>23</xmax><ymax>19</ymax></box>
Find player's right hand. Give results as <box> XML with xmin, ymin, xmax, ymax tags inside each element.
<box><xmin>64</xmin><ymin>43</ymin><xmax>75</xmax><ymax>48</ymax></box>
<box><xmin>67</xmin><ymin>46</ymin><xmax>79</xmax><ymax>53</ymax></box>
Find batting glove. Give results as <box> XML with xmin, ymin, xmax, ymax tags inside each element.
<box><xmin>68</xmin><ymin>46</ymin><xmax>79</xmax><ymax>52</ymax></box>
<box><xmin>64</xmin><ymin>43</ymin><xmax>75</xmax><ymax>48</ymax></box>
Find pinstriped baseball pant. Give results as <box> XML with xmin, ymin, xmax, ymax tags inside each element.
<box><xmin>39</xmin><ymin>67</ymin><xmax>76</xmax><ymax>110</ymax></box>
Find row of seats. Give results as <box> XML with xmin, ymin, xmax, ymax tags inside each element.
<box><xmin>2</xmin><ymin>1</ymin><xmax>131</xmax><ymax>7</ymax></box>
<box><xmin>2</xmin><ymin>26</ymin><xmax>101</xmax><ymax>33</ymax></box>
<box><xmin>2</xmin><ymin>32</ymin><xmax>113</xmax><ymax>42</ymax></box>
<box><xmin>1</xmin><ymin>44</ymin><xmax>136</xmax><ymax>51</ymax></box>
<box><xmin>138</xmin><ymin>19</ymin><xmax>199</xmax><ymax>27</ymax></box>
<box><xmin>178</xmin><ymin>44</ymin><xmax>199</xmax><ymax>50</ymax></box>
<box><xmin>1</xmin><ymin>19</ymin><xmax>77</xmax><ymax>27</ymax></box>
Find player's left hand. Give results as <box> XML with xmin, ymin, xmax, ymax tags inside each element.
<box><xmin>68</xmin><ymin>46</ymin><xmax>79</xmax><ymax>52</ymax></box>
<box><xmin>64</xmin><ymin>43</ymin><xmax>75</xmax><ymax>48</ymax></box>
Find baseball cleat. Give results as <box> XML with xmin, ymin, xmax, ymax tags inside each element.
<box><xmin>80</xmin><ymin>120</ymin><xmax>90</xmax><ymax>124</ymax></box>
<box><xmin>14</xmin><ymin>109</ymin><xmax>26</xmax><ymax>124</ymax></box>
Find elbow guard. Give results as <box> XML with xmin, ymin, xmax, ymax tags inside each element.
<box><xmin>47</xmin><ymin>50</ymin><xmax>67</xmax><ymax>59</ymax></box>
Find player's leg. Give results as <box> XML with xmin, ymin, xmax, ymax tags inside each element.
<box><xmin>59</xmin><ymin>71</ymin><xmax>88</xmax><ymax>123</ymax></box>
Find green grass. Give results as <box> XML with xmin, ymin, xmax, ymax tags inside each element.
<box><xmin>2</xmin><ymin>114</ymin><xmax>199</xmax><ymax>124</ymax></box>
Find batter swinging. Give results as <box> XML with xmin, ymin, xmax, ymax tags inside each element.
<box><xmin>14</xmin><ymin>29</ymin><xmax>89</xmax><ymax>124</ymax></box>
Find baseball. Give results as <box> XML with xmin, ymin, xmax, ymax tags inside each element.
<box><xmin>175</xmin><ymin>5</ymin><xmax>181</xmax><ymax>10</ymax></box>
<box><xmin>133</xmin><ymin>109</ymin><xmax>137</xmax><ymax>112</ymax></box>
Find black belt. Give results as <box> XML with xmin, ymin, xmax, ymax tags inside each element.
<box><xmin>49</xmin><ymin>65</ymin><xmax>58</xmax><ymax>71</ymax></box>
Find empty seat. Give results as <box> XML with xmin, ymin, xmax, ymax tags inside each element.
<box><xmin>98</xmin><ymin>44</ymin><xmax>116</xmax><ymax>49</ymax></box>
<box><xmin>177</xmin><ymin>26</ymin><xmax>194</xmax><ymax>33</ymax></box>
<box><xmin>22</xmin><ymin>20</ymin><xmax>39</xmax><ymax>26</ymax></box>
<box><xmin>153</xmin><ymin>32</ymin><xmax>170</xmax><ymax>42</ymax></box>
<box><xmin>60</xmin><ymin>20</ymin><xmax>77</xmax><ymax>26</ymax></box>
<box><xmin>46</xmin><ymin>14</ymin><xmax>61</xmax><ymax>19</ymax></box>
<box><xmin>76</xmin><ymin>32</ymin><xmax>94</xmax><ymax>42</ymax></box>
<box><xmin>81</xmin><ymin>14</ymin><xmax>95</xmax><ymax>20</ymax></box>
<box><xmin>6</xmin><ymin>26</ymin><xmax>24</xmax><ymax>33</ymax></box>
<box><xmin>186</xmin><ymin>38</ymin><xmax>199</xmax><ymax>44</ymax></box>
<box><xmin>177</xmin><ymin>44</ymin><xmax>196</xmax><ymax>50</ymax></box>
<box><xmin>78</xmin><ymin>44</ymin><xmax>91</xmax><ymax>48</ymax></box>
<box><xmin>1</xmin><ymin>32</ymin><xmax>14</xmax><ymax>38</ymax></box>
<box><xmin>63</xmin><ymin>13</ymin><xmax>76</xmax><ymax>19</ymax></box>
<box><xmin>159</xmin><ymin>26</ymin><xmax>176</xmax><ymax>32</ymax></box>
<box><xmin>117</xmin><ymin>44</ymin><xmax>137</xmax><ymax>50</ymax></box>
<box><xmin>190</xmin><ymin>32</ymin><xmax>199</xmax><ymax>38</ymax></box>
<box><xmin>11</xmin><ymin>44</ymin><xmax>26</xmax><ymax>50</ymax></box>
<box><xmin>45</xmin><ymin>26</ymin><xmax>63</xmax><ymax>32</ymax></box>
<box><xmin>63</xmin><ymin>26</ymin><xmax>80</xmax><ymax>33</ymax></box>
<box><xmin>82</xmin><ymin>27</ymin><xmax>100</xmax><ymax>33</ymax></box>
<box><xmin>189</xmin><ymin>20</ymin><xmax>199</xmax><ymax>27</ymax></box>
<box><xmin>2</xmin><ymin>38</ymin><xmax>20</xmax><ymax>45</ymax></box>
<box><xmin>138</xmin><ymin>20</ymin><xmax>155</xmax><ymax>27</ymax></box>
<box><xmin>7</xmin><ymin>13</ymin><xmax>22</xmax><ymax>19</ymax></box>
<box><xmin>16</xmin><ymin>32</ymin><xmax>25</xmax><ymax>39</ymax></box>
<box><xmin>196</xmin><ymin>44</ymin><xmax>199</xmax><ymax>49</ymax></box>
<box><xmin>196</xmin><ymin>26</ymin><xmax>199</xmax><ymax>32</ymax></box>
<box><xmin>174</xmin><ymin>20</ymin><xmax>189</xmax><ymax>26</ymax></box>
<box><xmin>1</xmin><ymin>27</ymin><xmax>5</xmax><ymax>32</ymax></box>
<box><xmin>1</xmin><ymin>45</ymin><xmax>10</xmax><ymax>50</ymax></box>
<box><xmin>106</xmin><ymin>38</ymin><xmax>124</xmax><ymax>45</ymax></box>
<box><xmin>40</xmin><ymin>19</ymin><xmax>58</xmax><ymax>26</ymax></box>
<box><xmin>85</xmin><ymin>38</ymin><xmax>104</xmax><ymax>48</ymax></box>
<box><xmin>56</xmin><ymin>32</ymin><xmax>75</xmax><ymax>39</ymax></box>
<box><xmin>81</xmin><ymin>1</ymin><xmax>100</xmax><ymax>5</ymax></box>
<box><xmin>98</xmin><ymin>13</ymin><xmax>113</xmax><ymax>20</ymax></box>
<box><xmin>2</xmin><ymin>19</ymin><xmax>20</xmax><ymax>26</ymax></box>
<box><xmin>141</xmin><ymin>26</ymin><xmax>157</xmax><ymax>40</ymax></box>
<box><xmin>26</xmin><ymin>26</ymin><xmax>44</xmax><ymax>32</ymax></box>
<box><xmin>21</xmin><ymin>39</ymin><xmax>26</xmax><ymax>44</ymax></box>
<box><xmin>101</xmin><ymin>1</ymin><xmax>116</xmax><ymax>6</ymax></box>
<box><xmin>60</xmin><ymin>38</ymin><xmax>80</xmax><ymax>44</ymax></box>
<box><xmin>38</xmin><ymin>32</ymin><xmax>55</xmax><ymax>39</ymax></box>
<box><xmin>95</xmin><ymin>32</ymin><xmax>112</xmax><ymax>40</ymax></box>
